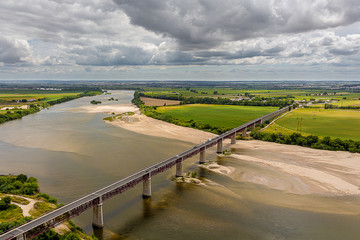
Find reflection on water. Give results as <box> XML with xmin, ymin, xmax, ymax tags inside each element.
<box><xmin>0</xmin><ymin>91</ymin><xmax>360</xmax><ymax>240</ymax></box>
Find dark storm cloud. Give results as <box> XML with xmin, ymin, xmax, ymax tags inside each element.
<box><xmin>114</xmin><ymin>0</ymin><xmax>360</xmax><ymax>49</ymax></box>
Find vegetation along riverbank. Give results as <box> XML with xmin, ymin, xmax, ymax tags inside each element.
<box><xmin>132</xmin><ymin>88</ymin><xmax>360</xmax><ymax>153</ymax></box>
<box><xmin>0</xmin><ymin>174</ymin><xmax>96</xmax><ymax>239</ymax></box>
<box><xmin>0</xmin><ymin>89</ymin><xmax>102</xmax><ymax>125</ymax></box>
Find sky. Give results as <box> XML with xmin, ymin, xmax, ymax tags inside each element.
<box><xmin>1</xmin><ymin>0</ymin><xmax>360</xmax><ymax>81</ymax></box>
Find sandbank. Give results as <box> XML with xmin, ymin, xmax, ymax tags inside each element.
<box><xmin>104</xmin><ymin>105</ymin><xmax>216</xmax><ymax>144</ymax></box>
<box><xmin>101</xmin><ymin>104</ymin><xmax>360</xmax><ymax>196</ymax></box>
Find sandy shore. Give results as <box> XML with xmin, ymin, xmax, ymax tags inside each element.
<box><xmin>226</xmin><ymin>140</ymin><xmax>360</xmax><ymax>196</ymax></box>
<box><xmin>102</xmin><ymin>104</ymin><xmax>216</xmax><ymax>144</ymax></box>
<box><xmin>99</xmin><ymin>104</ymin><xmax>360</xmax><ymax>196</ymax></box>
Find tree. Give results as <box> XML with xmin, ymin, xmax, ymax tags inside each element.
<box><xmin>16</xmin><ymin>174</ymin><xmax>27</xmax><ymax>183</ymax></box>
<box><xmin>3</xmin><ymin>196</ymin><xmax>11</xmax><ymax>205</ymax></box>
<box><xmin>0</xmin><ymin>196</ymin><xmax>11</xmax><ymax>210</ymax></box>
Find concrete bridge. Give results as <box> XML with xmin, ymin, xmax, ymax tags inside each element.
<box><xmin>0</xmin><ymin>106</ymin><xmax>290</xmax><ymax>240</ymax></box>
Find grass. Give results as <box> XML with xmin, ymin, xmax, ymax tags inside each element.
<box><xmin>0</xmin><ymin>205</ymin><xmax>23</xmax><ymax>223</ymax></box>
<box><xmin>329</xmin><ymin>99</ymin><xmax>360</xmax><ymax>107</ymax></box>
<box><xmin>263</xmin><ymin>108</ymin><xmax>360</xmax><ymax>140</ymax></box>
<box><xmin>9</xmin><ymin>196</ymin><xmax>29</xmax><ymax>205</ymax></box>
<box><xmin>0</xmin><ymin>92</ymin><xmax>80</xmax><ymax>102</ymax></box>
<box><xmin>156</xmin><ymin>104</ymin><xmax>278</xmax><ymax>129</ymax></box>
<box><xmin>103</xmin><ymin>112</ymin><xmax>134</xmax><ymax>122</ymax></box>
<box><xmin>29</xmin><ymin>202</ymin><xmax>56</xmax><ymax>218</ymax></box>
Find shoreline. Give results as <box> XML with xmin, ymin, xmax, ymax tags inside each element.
<box><xmin>101</xmin><ymin>104</ymin><xmax>216</xmax><ymax>144</ymax></box>
<box><xmin>96</xmin><ymin>103</ymin><xmax>360</xmax><ymax>197</ymax></box>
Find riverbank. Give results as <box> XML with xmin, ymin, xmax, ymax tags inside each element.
<box><xmin>0</xmin><ymin>175</ymin><xmax>95</xmax><ymax>239</ymax></box>
<box><xmin>97</xmin><ymin>104</ymin><xmax>216</xmax><ymax>144</ymax></box>
<box><xmin>99</xmin><ymin>103</ymin><xmax>360</xmax><ymax>197</ymax></box>
<box><xmin>0</xmin><ymin>91</ymin><xmax>102</xmax><ymax>125</ymax></box>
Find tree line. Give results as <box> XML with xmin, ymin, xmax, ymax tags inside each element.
<box><xmin>325</xmin><ymin>104</ymin><xmax>360</xmax><ymax>110</ymax></box>
<box><xmin>0</xmin><ymin>104</ymin><xmax>40</xmax><ymax>124</ymax></box>
<box><xmin>251</xmin><ymin>132</ymin><xmax>360</xmax><ymax>153</ymax></box>
<box><xmin>139</xmin><ymin>92</ymin><xmax>294</xmax><ymax>108</ymax></box>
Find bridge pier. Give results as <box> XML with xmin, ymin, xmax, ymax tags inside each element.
<box><xmin>92</xmin><ymin>203</ymin><xmax>104</xmax><ymax>229</ymax></box>
<box><xmin>242</xmin><ymin>129</ymin><xmax>247</xmax><ymax>137</ymax></box>
<box><xmin>216</xmin><ymin>141</ymin><xmax>223</xmax><ymax>153</ymax></box>
<box><xmin>199</xmin><ymin>150</ymin><xmax>207</xmax><ymax>164</ymax></box>
<box><xmin>251</xmin><ymin>123</ymin><xmax>256</xmax><ymax>130</ymax></box>
<box><xmin>176</xmin><ymin>161</ymin><xmax>183</xmax><ymax>177</ymax></box>
<box><xmin>231</xmin><ymin>133</ymin><xmax>236</xmax><ymax>144</ymax></box>
<box><xmin>142</xmin><ymin>178</ymin><xmax>152</xmax><ymax>198</ymax></box>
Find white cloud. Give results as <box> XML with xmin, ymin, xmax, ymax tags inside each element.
<box><xmin>0</xmin><ymin>0</ymin><xmax>359</xmax><ymax>80</ymax></box>
<box><xmin>0</xmin><ymin>35</ymin><xmax>32</xmax><ymax>64</ymax></box>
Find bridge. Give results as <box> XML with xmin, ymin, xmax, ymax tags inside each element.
<box><xmin>0</xmin><ymin>106</ymin><xmax>290</xmax><ymax>240</ymax></box>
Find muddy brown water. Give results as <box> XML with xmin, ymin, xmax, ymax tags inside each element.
<box><xmin>1</xmin><ymin>91</ymin><xmax>359</xmax><ymax>240</ymax></box>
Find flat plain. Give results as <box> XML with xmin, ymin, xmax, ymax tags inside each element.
<box><xmin>264</xmin><ymin>108</ymin><xmax>360</xmax><ymax>140</ymax></box>
<box><xmin>156</xmin><ymin>104</ymin><xmax>279</xmax><ymax>129</ymax></box>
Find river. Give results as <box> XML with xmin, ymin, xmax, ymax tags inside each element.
<box><xmin>1</xmin><ymin>91</ymin><xmax>359</xmax><ymax>240</ymax></box>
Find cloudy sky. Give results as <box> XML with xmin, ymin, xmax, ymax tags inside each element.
<box><xmin>1</xmin><ymin>0</ymin><xmax>360</xmax><ymax>81</ymax></box>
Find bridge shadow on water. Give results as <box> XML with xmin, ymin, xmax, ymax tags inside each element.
<box><xmin>92</xmin><ymin>182</ymin><xmax>191</xmax><ymax>240</ymax></box>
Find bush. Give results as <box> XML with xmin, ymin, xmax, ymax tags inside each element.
<box><xmin>0</xmin><ymin>175</ymin><xmax>39</xmax><ymax>195</ymax></box>
<box><xmin>0</xmin><ymin>216</ymin><xmax>32</xmax><ymax>233</ymax></box>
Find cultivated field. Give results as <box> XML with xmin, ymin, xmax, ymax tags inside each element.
<box><xmin>140</xmin><ymin>87</ymin><xmax>360</xmax><ymax>109</ymax></box>
<box><xmin>0</xmin><ymin>92</ymin><xmax>81</xmax><ymax>105</ymax></box>
<box><xmin>263</xmin><ymin>108</ymin><xmax>360</xmax><ymax>140</ymax></box>
<box><xmin>156</xmin><ymin>104</ymin><xmax>278</xmax><ymax>129</ymax></box>
<box><xmin>140</xmin><ymin>97</ymin><xmax>180</xmax><ymax>106</ymax></box>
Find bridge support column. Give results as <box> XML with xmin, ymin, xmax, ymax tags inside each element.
<box><xmin>251</xmin><ymin>124</ymin><xmax>256</xmax><ymax>130</ymax></box>
<box><xmin>176</xmin><ymin>161</ymin><xmax>183</xmax><ymax>177</ymax></box>
<box><xmin>217</xmin><ymin>141</ymin><xmax>223</xmax><ymax>153</ymax></box>
<box><xmin>143</xmin><ymin>178</ymin><xmax>152</xmax><ymax>198</ymax></box>
<box><xmin>199</xmin><ymin>150</ymin><xmax>207</xmax><ymax>164</ymax></box>
<box><xmin>242</xmin><ymin>129</ymin><xmax>247</xmax><ymax>137</ymax></box>
<box><xmin>231</xmin><ymin>133</ymin><xmax>236</xmax><ymax>144</ymax></box>
<box><xmin>92</xmin><ymin>203</ymin><xmax>104</xmax><ymax>229</ymax></box>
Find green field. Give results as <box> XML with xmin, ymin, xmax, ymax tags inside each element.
<box><xmin>0</xmin><ymin>92</ymin><xmax>81</xmax><ymax>102</ymax></box>
<box><xmin>264</xmin><ymin>108</ymin><xmax>360</xmax><ymax>140</ymax></box>
<box><xmin>141</xmin><ymin>87</ymin><xmax>360</xmax><ymax>108</ymax></box>
<box><xmin>157</xmin><ymin>104</ymin><xmax>279</xmax><ymax>129</ymax></box>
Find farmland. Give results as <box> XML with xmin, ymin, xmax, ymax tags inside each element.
<box><xmin>263</xmin><ymin>108</ymin><xmax>360</xmax><ymax>141</ymax></box>
<box><xmin>140</xmin><ymin>87</ymin><xmax>360</xmax><ymax>101</ymax></box>
<box><xmin>140</xmin><ymin>97</ymin><xmax>180</xmax><ymax>106</ymax></box>
<box><xmin>0</xmin><ymin>89</ymin><xmax>101</xmax><ymax>124</ymax></box>
<box><xmin>132</xmin><ymin>83</ymin><xmax>360</xmax><ymax>138</ymax></box>
<box><xmin>0</xmin><ymin>91</ymin><xmax>82</xmax><ymax>107</ymax></box>
<box><xmin>156</xmin><ymin>104</ymin><xmax>279</xmax><ymax>129</ymax></box>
